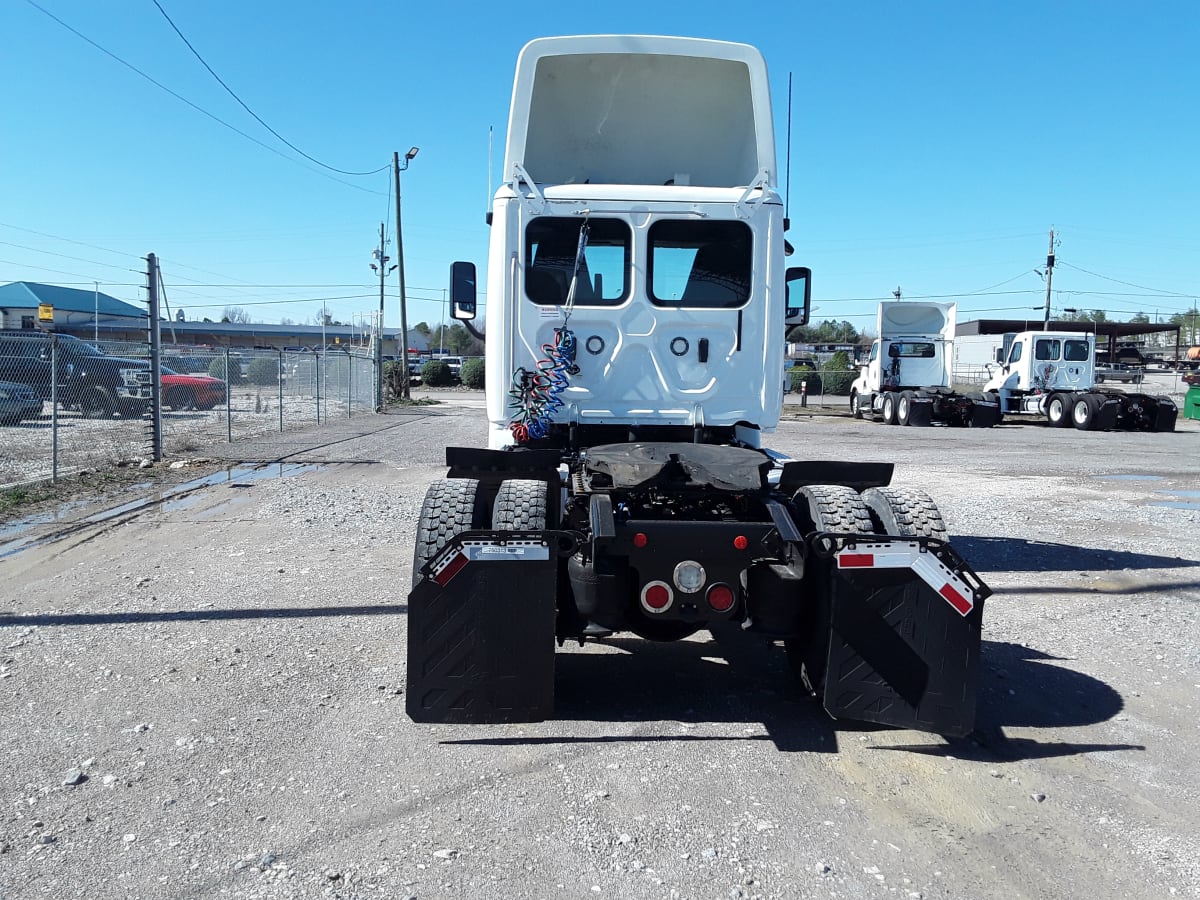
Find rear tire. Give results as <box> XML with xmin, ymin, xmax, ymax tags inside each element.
<box><xmin>492</xmin><ymin>479</ymin><xmax>549</xmax><ymax>530</ymax></box>
<box><xmin>165</xmin><ymin>386</ymin><xmax>195</xmax><ymax>411</ymax></box>
<box><xmin>1046</xmin><ymin>393</ymin><xmax>1071</xmax><ymax>427</ymax></box>
<box><xmin>1072</xmin><ymin>395</ymin><xmax>1098</xmax><ymax>430</ymax></box>
<box><xmin>862</xmin><ymin>487</ymin><xmax>948</xmax><ymax>540</ymax></box>
<box><xmin>882</xmin><ymin>392</ymin><xmax>898</xmax><ymax>425</ymax></box>
<box><xmin>896</xmin><ymin>391</ymin><xmax>914</xmax><ymax>426</ymax></box>
<box><xmin>79</xmin><ymin>386</ymin><xmax>116</xmax><ymax>419</ymax></box>
<box><xmin>786</xmin><ymin>485</ymin><xmax>875</xmax><ymax>695</ymax></box>
<box><xmin>412</xmin><ymin>478</ymin><xmax>489</xmax><ymax>588</ymax></box>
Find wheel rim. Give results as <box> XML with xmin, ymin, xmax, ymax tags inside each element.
<box><xmin>898</xmin><ymin>395</ymin><xmax>910</xmax><ymax>420</ymax></box>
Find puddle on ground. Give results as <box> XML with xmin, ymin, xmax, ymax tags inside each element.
<box><xmin>1150</xmin><ymin>489</ymin><xmax>1200</xmax><ymax>511</ymax></box>
<box><xmin>0</xmin><ymin>500</ymin><xmax>90</xmax><ymax>542</ymax></box>
<box><xmin>0</xmin><ymin>462</ymin><xmax>323</xmax><ymax>560</ymax></box>
<box><xmin>1092</xmin><ymin>474</ymin><xmax>1164</xmax><ymax>481</ymax></box>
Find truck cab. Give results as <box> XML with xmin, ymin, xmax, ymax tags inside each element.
<box><xmin>983</xmin><ymin>331</ymin><xmax>1095</xmax><ymax>395</ymax></box>
<box><xmin>450</xmin><ymin>36</ymin><xmax>809</xmax><ymax>449</ymax></box>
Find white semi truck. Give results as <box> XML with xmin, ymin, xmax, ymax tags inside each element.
<box><xmin>980</xmin><ymin>330</ymin><xmax>1177</xmax><ymax>431</ymax></box>
<box><xmin>849</xmin><ymin>301</ymin><xmax>1001</xmax><ymax>427</ymax></box>
<box><xmin>405</xmin><ymin>35</ymin><xmax>990</xmax><ymax>737</ymax></box>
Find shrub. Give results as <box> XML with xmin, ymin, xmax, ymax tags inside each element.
<box><xmin>383</xmin><ymin>360</ymin><xmax>409</xmax><ymax>401</ymax></box>
<box><xmin>789</xmin><ymin>365</ymin><xmax>821</xmax><ymax>394</ymax></box>
<box><xmin>421</xmin><ymin>359</ymin><xmax>454</xmax><ymax>387</ymax></box>
<box><xmin>821</xmin><ymin>350</ymin><xmax>855</xmax><ymax>395</ymax></box>
<box><xmin>460</xmin><ymin>357</ymin><xmax>485</xmax><ymax>389</ymax></box>
<box><xmin>245</xmin><ymin>357</ymin><xmax>279</xmax><ymax>385</ymax></box>
<box><xmin>207</xmin><ymin>356</ymin><xmax>244</xmax><ymax>384</ymax></box>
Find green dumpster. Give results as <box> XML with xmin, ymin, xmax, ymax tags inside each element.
<box><xmin>1186</xmin><ymin>385</ymin><xmax>1200</xmax><ymax>421</ymax></box>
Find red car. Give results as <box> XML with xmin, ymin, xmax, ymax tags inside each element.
<box><xmin>161</xmin><ymin>366</ymin><xmax>227</xmax><ymax>411</ymax></box>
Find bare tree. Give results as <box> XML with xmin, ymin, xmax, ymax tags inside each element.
<box><xmin>221</xmin><ymin>306</ymin><xmax>253</xmax><ymax>324</ymax></box>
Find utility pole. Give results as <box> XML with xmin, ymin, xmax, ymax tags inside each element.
<box><xmin>146</xmin><ymin>255</ymin><xmax>162</xmax><ymax>462</ymax></box>
<box><xmin>371</xmin><ymin>222</ymin><xmax>391</xmax><ymax>409</ymax></box>
<box><xmin>395</xmin><ymin>148</ymin><xmax>419</xmax><ymax>400</ymax></box>
<box><xmin>1041</xmin><ymin>228</ymin><xmax>1056</xmax><ymax>330</ymax></box>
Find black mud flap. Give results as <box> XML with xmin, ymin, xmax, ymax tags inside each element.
<box><xmin>406</xmin><ymin>530</ymin><xmax>573</xmax><ymax>724</ymax></box>
<box><xmin>817</xmin><ymin>536</ymin><xmax>989</xmax><ymax>737</ymax></box>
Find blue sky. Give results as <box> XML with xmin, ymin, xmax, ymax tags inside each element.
<box><xmin>2</xmin><ymin>1</ymin><xmax>1197</xmax><ymax>336</ymax></box>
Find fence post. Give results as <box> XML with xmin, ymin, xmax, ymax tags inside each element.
<box><xmin>347</xmin><ymin>355</ymin><xmax>353</xmax><ymax>418</ymax></box>
<box><xmin>314</xmin><ymin>353</ymin><xmax>321</xmax><ymax>423</ymax></box>
<box><xmin>225</xmin><ymin>348</ymin><xmax>232</xmax><ymax>442</ymax></box>
<box><xmin>147</xmin><ymin>254</ymin><xmax>162</xmax><ymax>461</ymax></box>
<box><xmin>51</xmin><ymin>334</ymin><xmax>59</xmax><ymax>483</ymax></box>
<box><xmin>278</xmin><ymin>351</ymin><xmax>284</xmax><ymax>433</ymax></box>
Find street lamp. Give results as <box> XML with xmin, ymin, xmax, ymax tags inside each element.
<box><xmin>394</xmin><ymin>147</ymin><xmax>419</xmax><ymax>400</ymax></box>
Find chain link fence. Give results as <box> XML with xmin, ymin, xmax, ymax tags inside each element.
<box><xmin>1</xmin><ymin>332</ymin><xmax>381</xmax><ymax>489</ymax></box>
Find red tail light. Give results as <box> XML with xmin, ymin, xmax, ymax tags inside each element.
<box><xmin>640</xmin><ymin>580</ymin><xmax>673</xmax><ymax>613</ymax></box>
<box><xmin>706</xmin><ymin>583</ymin><xmax>735</xmax><ymax>612</ymax></box>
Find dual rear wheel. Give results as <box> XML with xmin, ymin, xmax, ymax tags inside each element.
<box><xmin>784</xmin><ymin>484</ymin><xmax>947</xmax><ymax>694</ymax></box>
<box><xmin>411</xmin><ymin>478</ymin><xmax>549</xmax><ymax>587</ymax></box>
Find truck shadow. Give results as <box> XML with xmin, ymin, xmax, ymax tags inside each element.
<box><xmin>543</xmin><ymin>631</ymin><xmax>1136</xmax><ymax>761</ymax></box>
<box><xmin>953</xmin><ymin>534</ymin><xmax>1199</xmax><ymax>575</ymax></box>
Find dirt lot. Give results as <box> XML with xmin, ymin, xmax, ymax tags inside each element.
<box><xmin>1</xmin><ymin>397</ymin><xmax>1198</xmax><ymax>899</ymax></box>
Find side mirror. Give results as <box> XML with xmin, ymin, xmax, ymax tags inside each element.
<box><xmin>450</xmin><ymin>261</ymin><xmax>477</xmax><ymax>321</ymax></box>
<box><xmin>784</xmin><ymin>266</ymin><xmax>811</xmax><ymax>326</ymax></box>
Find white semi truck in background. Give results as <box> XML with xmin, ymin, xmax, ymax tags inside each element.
<box><xmin>977</xmin><ymin>330</ymin><xmax>1177</xmax><ymax>431</ymax></box>
<box><xmin>849</xmin><ymin>301</ymin><xmax>1001</xmax><ymax>427</ymax></box>
<box><xmin>403</xmin><ymin>35</ymin><xmax>990</xmax><ymax>737</ymax></box>
<box><xmin>954</xmin><ymin>331</ymin><xmax>1178</xmax><ymax>431</ymax></box>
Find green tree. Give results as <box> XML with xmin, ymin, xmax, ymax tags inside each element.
<box><xmin>822</xmin><ymin>350</ymin><xmax>855</xmax><ymax>395</ymax></box>
<box><xmin>421</xmin><ymin>359</ymin><xmax>454</xmax><ymax>387</ymax></box>
<box><xmin>460</xmin><ymin>357</ymin><xmax>485</xmax><ymax>388</ymax></box>
<box><xmin>787</xmin><ymin>319</ymin><xmax>860</xmax><ymax>344</ymax></box>
<box><xmin>245</xmin><ymin>357</ymin><xmax>279</xmax><ymax>385</ymax></box>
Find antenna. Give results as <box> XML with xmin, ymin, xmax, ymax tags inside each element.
<box><xmin>486</xmin><ymin>125</ymin><xmax>494</xmax><ymax>224</ymax></box>
<box><xmin>784</xmin><ymin>72</ymin><xmax>792</xmax><ymax>230</ymax></box>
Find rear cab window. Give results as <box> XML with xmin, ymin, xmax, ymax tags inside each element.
<box><xmin>1064</xmin><ymin>340</ymin><xmax>1090</xmax><ymax>362</ymax></box>
<box><xmin>1034</xmin><ymin>339</ymin><xmax>1062</xmax><ymax>361</ymax></box>
<box><xmin>524</xmin><ymin>218</ymin><xmax>630</xmax><ymax>306</ymax></box>
<box><xmin>648</xmin><ymin>220</ymin><xmax>751</xmax><ymax>308</ymax></box>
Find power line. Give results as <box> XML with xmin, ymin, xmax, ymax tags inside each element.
<box><xmin>150</xmin><ymin>0</ymin><xmax>389</xmax><ymax>178</ymax></box>
<box><xmin>0</xmin><ymin>240</ymin><xmax>141</xmax><ymax>273</ymax></box>
<box><xmin>1058</xmin><ymin>261</ymin><xmax>1195</xmax><ymax>298</ymax></box>
<box><xmin>0</xmin><ymin>221</ymin><xmax>139</xmax><ymax>260</ymax></box>
<box><xmin>23</xmin><ymin>0</ymin><xmax>385</xmax><ymax>196</ymax></box>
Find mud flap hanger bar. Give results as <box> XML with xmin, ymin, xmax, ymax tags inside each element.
<box><xmin>421</xmin><ymin>529</ymin><xmax>582</xmax><ymax>586</ymax></box>
<box><xmin>809</xmin><ymin>532</ymin><xmax>992</xmax><ymax>614</ymax></box>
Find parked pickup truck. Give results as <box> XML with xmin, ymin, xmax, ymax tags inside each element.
<box><xmin>1094</xmin><ymin>364</ymin><xmax>1144</xmax><ymax>384</ymax></box>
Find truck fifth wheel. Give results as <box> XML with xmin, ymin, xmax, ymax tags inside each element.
<box><xmin>406</xmin><ymin>35</ymin><xmax>991</xmax><ymax>737</ymax></box>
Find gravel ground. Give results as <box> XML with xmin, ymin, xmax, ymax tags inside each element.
<box><xmin>1</xmin><ymin>393</ymin><xmax>1198</xmax><ymax>899</ymax></box>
